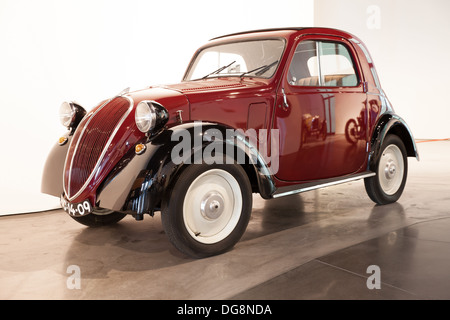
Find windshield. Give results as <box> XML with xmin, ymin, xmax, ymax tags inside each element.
<box><xmin>184</xmin><ymin>39</ymin><xmax>285</xmax><ymax>81</ymax></box>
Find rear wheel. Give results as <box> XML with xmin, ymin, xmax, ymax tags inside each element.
<box><xmin>70</xmin><ymin>209</ymin><xmax>126</xmax><ymax>227</ymax></box>
<box><xmin>364</xmin><ymin>134</ymin><xmax>408</xmax><ymax>204</ymax></box>
<box><xmin>162</xmin><ymin>163</ymin><xmax>252</xmax><ymax>258</ymax></box>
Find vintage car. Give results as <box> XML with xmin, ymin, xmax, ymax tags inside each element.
<box><xmin>42</xmin><ymin>27</ymin><xmax>419</xmax><ymax>258</ymax></box>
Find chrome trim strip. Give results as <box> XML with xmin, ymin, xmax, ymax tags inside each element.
<box><xmin>63</xmin><ymin>95</ymin><xmax>134</xmax><ymax>201</ymax></box>
<box><xmin>272</xmin><ymin>172</ymin><xmax>376</xmax><ymax>198</ymax></box>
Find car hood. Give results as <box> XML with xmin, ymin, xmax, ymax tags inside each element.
<box><xmin>125</xmin><ymin>86</ymin><xmax>190</xmax><ymax>125</ymax></box>
<box><xmin>162</xmin><ymin>77</ymin><xmax>271</xmax><ymax>96</ymax></box>
<box><xmin>126</xmin><ymin>78</ymin><xmax>271</xmax><ymax>125</ymax></box>
<box><xmin>163</xmin><ymin>78</ymin><xmax>251</xmax><ymax>93</ymax></box>
<box><xmin>128</xmin><ymin>78</ymin><xmax>257</xmax><ymax>105</ymax></box>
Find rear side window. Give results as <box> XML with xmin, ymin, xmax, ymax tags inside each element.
<box><xmin>288</xmin><ymin>40</ymin><xmax>359</xmax><ymax>87</ymax></box>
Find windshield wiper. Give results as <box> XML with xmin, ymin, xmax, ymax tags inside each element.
<box><xmin>240</xmin><ymin>60</ymin><xmax>279</xmax><ymax>78</ymax></box>
<box><xmin>201</xmin><ymin>61</ymin><xmax>236</xmax><ymax>80</ymax></box>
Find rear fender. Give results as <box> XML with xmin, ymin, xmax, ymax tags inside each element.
<box><xmin>368</xmin><ymin>113</ymin><xmax>419</xmax><ymax>171</ymax></box>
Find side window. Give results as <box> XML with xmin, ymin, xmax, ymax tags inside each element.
<box><xmin>288</xmin><ymin>40</ymin><xmax>359</xmax><ymax>87</ymax></box>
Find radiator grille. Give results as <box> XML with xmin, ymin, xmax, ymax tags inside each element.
<box><xmin>64</xmin><ymin>97</ymin><xmax>131</xmax><ymax>199</ymax></box>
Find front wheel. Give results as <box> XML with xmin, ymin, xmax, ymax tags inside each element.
<box><xmin>364</xmin><ymin>134</ymin><xmax>408</xmax><ymax>204</ymax></box>
<box><xmin>70</xmin><ymin>208</ymin><xmax>127</xmax><ymax>227</ymax></box>
<box><xmin>161</xmin><ymin>164</ymin><xmax>252</xmax><ymax>258</ymax></box>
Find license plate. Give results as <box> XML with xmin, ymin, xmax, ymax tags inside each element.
<box><xmin>60</xmin><ymin>197</ymin><xmax>93</xmax><ymax>217</ymax></box>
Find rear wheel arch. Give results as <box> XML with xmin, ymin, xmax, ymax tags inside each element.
<box><xmin>386</xmin><ymin>123</ymin><xmax>417</xmax><ymax>159</ymax></box>
<box><xmin>369</xmin><ymin>114</ymin><xmax>419</xmax><ymax>172</ymax></box>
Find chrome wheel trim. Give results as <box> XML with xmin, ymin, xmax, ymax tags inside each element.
<box><xmin>183</xmin><ymin>169</ymin><xmax>242</xmax><ymax>244</ymax></box>
<box><xmin>378</xmin><ymin>144</ymin><xmax>404</xmax><ymax>195</ymax></box>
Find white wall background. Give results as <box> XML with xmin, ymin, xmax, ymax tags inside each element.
<box><xmin>1</xmin><ymin>0</ymin><xmax>448</xmax><ymax>215</ymax></box>
<box><xmin>0</xmin><ymin>0</ymin><xmax>314</xmax><ymax>215</ymax></box>
<box><xmin>314</xmin><ymin>0</ymin><xmax>450</xmax><ymax>140</ymax></box>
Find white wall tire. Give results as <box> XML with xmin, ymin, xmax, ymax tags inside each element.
<box><xmin>162</xmin><ymin>164</ymin><xmax>252</xmax><ymax>258</ymax></box>
<box><xmin>365</xmin><ymin>134</ymin><xmax>408</xmax><ymax>204</ymax></box>
<box><xmin>183</xmin><ymin>169</ymin><xmax>243</xmax><ymax>244</ymax></box>
<box><xmin>378</xmin><ymin>144</ymin><xmax>404</xmax><ymax>196</ymax></box>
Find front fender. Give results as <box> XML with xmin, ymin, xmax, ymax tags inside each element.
<box><xmin>368</xmin><ymin>113</ymin><xmax>419</xmax><ymax>171</ymax></box>
<box><xmin>96</xmin><ymin>122</ymin><xmax>276</xmax><ymax>219</ymax></box>
<box><xmin>41</xmin><ymin>132</ymin><xmax>71</xmax><ymax>197</ymax></box>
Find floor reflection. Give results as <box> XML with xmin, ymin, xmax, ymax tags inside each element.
<box><xmin>63</xmin><ymin>215</ymin><xmax>192</xmax><ymax>281</ymax></box>
<box><xmin>367</xmin><ymin>202</ymin><xmax>406</xmax><ymax>227</ymax></box>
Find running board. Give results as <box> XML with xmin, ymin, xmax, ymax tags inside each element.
<box><xmin>272</xmin><ymin>172</ymin><xmax>376</xmax><ymax>198</ymax></box>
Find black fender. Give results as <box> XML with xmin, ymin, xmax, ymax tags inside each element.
<box><xmin>41</xmin><ymin>132</ymin><xmax>71</xmax><ymax>197</ymax></box>
<box><xmin>96</xmin><ymin>121</ymin><xmax>276</xmax><ymax>219</ymax></box>
<box><xmin>368</xmin><ymin>113</ymin><xmax>419</xmax><ymax>172</ymax></box>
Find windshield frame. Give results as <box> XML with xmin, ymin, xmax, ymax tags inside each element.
<box><xmin>182</xmin><ymin>37</ymin><xmax>287</xmax><ymax>82</ymax></box>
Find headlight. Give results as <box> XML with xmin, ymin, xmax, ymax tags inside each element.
<box><xmin>135</xmin><ymin>101</ymin><xmax>157</xmax><ymax>133</ymax></box>
<box><xmin>135</xmin><ymin>101</ymin><xmax>168</xmax><ymax>133</ymax></box>
<box><xmin>59</xmin><ymin>102</ymin><xmax>75</xmax><ymax>127</ymax></box>
<box><xmin>59</xmin><ymin>101</ymin><xmax>86</xmax><ymax>129</ymax></box>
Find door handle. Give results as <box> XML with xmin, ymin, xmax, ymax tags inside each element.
<box><xmin>281</xmin><ymin>88</ymin><xmax>289</xmax><ymax>110</ymax></box>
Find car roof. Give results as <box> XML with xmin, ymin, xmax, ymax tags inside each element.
<box><xmin>210</xmin><ymin>27</ymin><xmax>308</xmax><ymax>40</ymax></box>
<box><xmin>209</xmin><ymin>27</ymin><xmax>356</xmax><ymax>42</ymax></box>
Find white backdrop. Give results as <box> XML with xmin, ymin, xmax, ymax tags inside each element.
<box><xmin>1</xmin><ymin>0</ymin><xmax>448</xmax><ymax>215</ymax></box>
<box><xmin>315</xmin><ymin>0</ymin><xmax>450</xmax><ymax>140</ymax></box>
<box><xmin>0</xmin><ymin>0</ymin><xmax>314</xmax><ymax>215</ymax></box>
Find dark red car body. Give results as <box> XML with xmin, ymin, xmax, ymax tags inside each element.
<box><xmin>42</xmin><ymin>28</ymin><xmax>418</xmax><ymax>257</ymax></box>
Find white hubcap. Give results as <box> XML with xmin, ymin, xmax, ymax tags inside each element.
<box><xmin>378</xmin><ymin>144</ymin><xmax>404</xmax><ymax>195</ymax></box>
<box><xmin>183</xmin><ymin>169</ymin><xmax>242</xmax><ymax>244</ymax></box>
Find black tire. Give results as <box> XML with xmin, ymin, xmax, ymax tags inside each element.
<box><xmin>161</xmin><ymin>163</ymin><xmax>252</xmax><ymax>258</ymax></box>
<box><xmin>70</xmin><ymin>209</ymin><xmax>126</xmax><ymax>227</ymax></box>
<box><xmin>364</xmin><ymin>134</ymin><xmax>408</xmax><ymax>205</ymax></box>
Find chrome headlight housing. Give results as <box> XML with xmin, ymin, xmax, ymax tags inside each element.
<box><xmin>135</xmin><ymin>101</ymin><xmax>157</xmax><ymax>133</ymax></box>
<box><xmin>59</xmin><ymin>101</ymin><xmax>86</xmax><ymax>129</ymax></box>
<box><xmin>135</xmin><ymin>101</ymin><xmax>169</xmax><ymax>133</ymax></box>
<box><xmin>59</xmin><ymin>102</ymin><xmax>75</xmax><ymax>127</ymax></box>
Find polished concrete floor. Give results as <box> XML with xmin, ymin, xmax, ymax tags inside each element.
<box><xmin>1</xmin><ymin>141</ymin><xmax>449</xmax><ymax>300</ymax></box>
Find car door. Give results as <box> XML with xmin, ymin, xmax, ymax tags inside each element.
<box><xmin>274</xmin><ymin>35</ymin><xmax>368</xmax><ymax>182</ymax></box>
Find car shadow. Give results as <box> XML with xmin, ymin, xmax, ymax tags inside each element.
<box><xmin>63</xmin><ymin>215</ymin><xmax>192</xmax><ymax>279</ymax></box>
<box><xmin>63</xmin><ymin>195</ymin><xmax>311</xmax><ymax>278</ymax></box>
<box><xmin>62</xmin><ymin>193</ymin><xmax>408</xmax><ymax>280</ymax></box>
